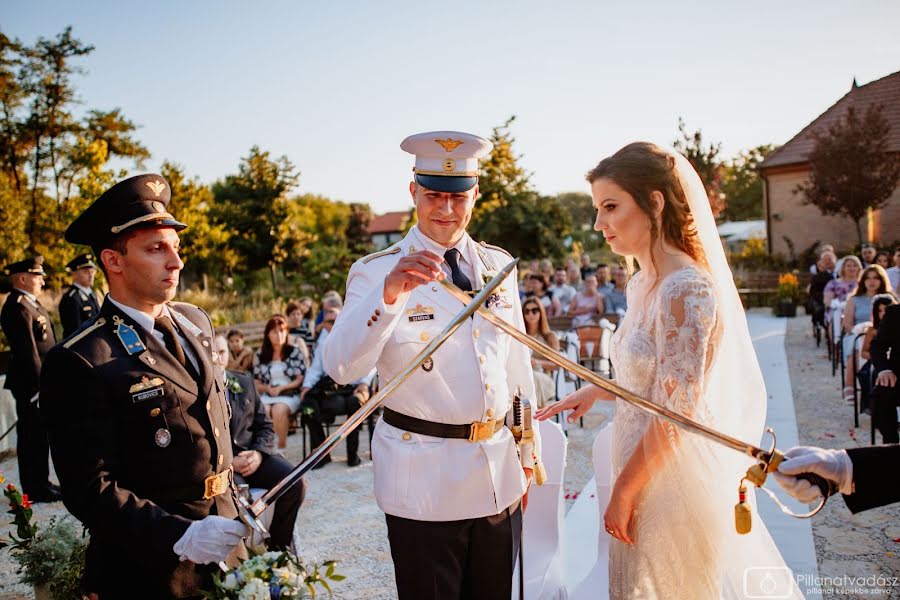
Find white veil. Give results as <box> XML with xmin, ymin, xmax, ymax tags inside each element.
<box><xmin>652</xmin><ymin>147</ymin><xmax>804</xmax><ymax>598</ymax></box>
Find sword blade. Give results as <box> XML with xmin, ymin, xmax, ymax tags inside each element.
<box><xmin>439</xmin><ymin>278</ymin><xmax>773</xmax><ymax>463</ymax></box>
<box><xmin>249</xmin><ymin>258</ymin><xmax>520</xmax><ymax>517</ymax></box>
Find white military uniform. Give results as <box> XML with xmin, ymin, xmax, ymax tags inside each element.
<box><xmin>323</xmin><ymin>225</ymin><xmax>541</xmax><ymax>522</ymax></box>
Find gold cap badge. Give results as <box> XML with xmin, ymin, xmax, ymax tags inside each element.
<box><xmin>434</xmin><ymin>138</ymin><xmax>464</xmax><ymax>152</ymax></box>
<box><xmin>146</xmin><ymin>180</ymin><xmax>166</xmax><ymax>197</ymax></box>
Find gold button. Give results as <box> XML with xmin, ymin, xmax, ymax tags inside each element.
<box><xmin>485</xmin><ymin>383</ymin><xmax>491</xmax><ymax>391</ymax></box>
<box><xmin>149</xmin><ymin>408</ymin><xmax>161</xmax><ymax>417</ymax></box>
<box><xmin>214</xmin><ymin>427</ymin><xmax>220</xmax><ymax>438</ymax></box>
<box><xmin>479</xmin><ymin>356</ymin><xmax>485</xmax><ymax>364</ymax></box>
<box><xmin>218</xmin><ymin>455</ymin><xmax>224</xmax><ymax>465</ymax></box>
<box><xmin>486</xmin><ymin>408</ymin><xmax>494</xmax><ymax>418</ymax></box>
<box><xmin>474</xmin><ymin>329</ymin><xmax>480</xmax><ymax>338</ymax></box>
<box><xmin>402</xmin><ymin>432</ymin><xmax>412</xmax><ymax>441</ymax></box>
<box><xmin>420</xmin><ymin>332</ymin><xmax>429</xmax><ymax>342</ymax></box>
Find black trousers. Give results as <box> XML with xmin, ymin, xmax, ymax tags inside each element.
<box><xmin>873</xmin><ymin>384</ymin><xmax>900</xmax><ymax>443</ymax></box>
<box><xmin>385</xmin><ymin>500</ymin><xmax>522</xmax><ymax>600</ymax></box>
<box><xmin>305</xmin><ymin>391</ymin><xmax>362</xmax><ymax>459</ymax></box>
<box><xmin>234</xmin><ymin>454</ymin><xmax>306</xmax><ymax>548</ymax></box>
<box><xmin>14</xmin><ymin>389</ymin><xmax>51</xmax><ymax>495</ymax></box>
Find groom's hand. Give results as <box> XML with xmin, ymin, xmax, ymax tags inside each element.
<box><xmin>384</xmin><ymin>251</ymin><xmax>445</xmax><ymax>305</ymax></box>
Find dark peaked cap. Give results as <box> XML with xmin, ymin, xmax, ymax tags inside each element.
<box><xmin>65</xmin><ymin>174</ymin><xmax>187</xmax><ymax>245</ymax></box>
<box><xmin>4</xmin><ymin>255</ymin><xmax>47</xmax><ymax>277</ymax></box>
<box><xmin>65</xmin><ymin>253</ymin><xmax>98</xmax><ymax>272</ymax></box>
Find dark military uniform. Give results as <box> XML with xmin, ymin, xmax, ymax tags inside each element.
<box><xmin>225</xmin><ymin>369</ymin><xmax>305</xmax><ymax>548</ymax></box>
<box><xmin>58</xmin><ymin>285</ymin><xmax>100</xmax><ymax>338</ymax></box>
<box><xmin>1</xmin><ymin>257</ymin><xmax>58</xmax><ymax>500</ymax></box>
<box><xmin>42</xmin><ymin>299</ymin><xmax>239</xmax><ymax>599</ymax></box>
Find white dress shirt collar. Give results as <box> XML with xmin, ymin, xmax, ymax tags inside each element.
<box><xmin>73</xmin><ymin>283</ymin><xmax>93</xmax><ymax>296</ymax></box>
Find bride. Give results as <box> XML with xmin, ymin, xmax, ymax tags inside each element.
<box><xmin>537</xmin><ymin>142</ymin><xmax>802</xmax><ymax>598</ymax></box>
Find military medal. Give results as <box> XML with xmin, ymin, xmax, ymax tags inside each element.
<box><xmin>154</xmin><ymin>428</ymin><xmax>172</xmax><ymax>448</ymax></box>
<box><xmin>421</xmin><ymin>357</ymin><xmax>433</xmax><ymax>372</ymax></box>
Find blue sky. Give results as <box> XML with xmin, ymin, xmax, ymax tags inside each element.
<box><xmin>7</xmin><ymin>1</ymin><xmax>899</xmax><ymax>213</ymax></box>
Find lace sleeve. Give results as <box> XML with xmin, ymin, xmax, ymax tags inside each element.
<box><xmin>652</xmin><ymin>270</ymin><xmax>717</xmax><ymax>439</ymax></box>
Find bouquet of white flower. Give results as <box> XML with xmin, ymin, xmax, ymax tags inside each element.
<box><xmin>203</xmin><ymin>549</ymin><xmax>344</xmax><ymax>599</ymax></box>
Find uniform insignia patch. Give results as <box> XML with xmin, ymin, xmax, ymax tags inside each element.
<box><xmin>146</xmin><ymin>180</ymin><xmax>166</xmax><ymax>197</ymax></box>
<box><xmin>113</xmin><ymin>315</ymin><xmax>147</xmax><ymax>355</ymax></box>
<box><xmin>129</xmin><ymin>376</ymin><xmax>165</xmax><ymax>394</ymax></box>
<box><xmin>434</xmin><ymin>138</ymin><xmax>464</xmax><ymax>152</ymax></box>
<box><xmin>169</xmin><ymin>309</ymin><xmax>203</xmax><ymax>336</ymax></box>
<box><xmin>407</xmin><ymin>304</ymin><xmax>435</xmax><ymax>322</ymax></box>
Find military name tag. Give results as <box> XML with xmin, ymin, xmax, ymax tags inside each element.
<box><xmin>407</xmin><ymin>304</ymin><xmax>435</xmax><ymax>323</ymax></box>
<box><xmin>409</xmin><ymin>314</ymin><xmax>434</xmax><ymax>322</ymax></box>
<box><xmin>132</xmin><ymin>387</ymin><xmax>163</xmax><ymax>403</ymax></box>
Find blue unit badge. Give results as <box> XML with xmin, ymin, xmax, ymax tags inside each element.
<box><xmin>112</xmin><ymin>315</ymin><xmax>146</xmax><ymax>355</ymax></box>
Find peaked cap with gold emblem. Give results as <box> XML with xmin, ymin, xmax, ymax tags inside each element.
<box><xmin>65</xmin><ymin>253</ymin><xmax>98</xmax><ymax>272</ymax></box>
<box><xmin>65</xmin><ymin>174</ymin><xmax>187</xmax><ymax>245</ymax></box>
<box><xmin>400</xmin><ymin>130</ymin><xmax>493</xmax><ymax>193</ymax></box>
<box><xmin>4</xmin><ymin>255</ymin><xmax>47</xmax><ymax>277</ymax></box>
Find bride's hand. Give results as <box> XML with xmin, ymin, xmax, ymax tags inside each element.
<box><xmin>535</xmin><ymin>384</ymin><xmax>613</xmax><ymax>422</ymax></box>
<box><xmin>604</xmin><ymin>486</ymin><xmax>637</xmax><ymax>545</ymax></box>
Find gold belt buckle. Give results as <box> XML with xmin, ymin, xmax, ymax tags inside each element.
<box><xmin>468</xmin><ymin>420</ymin><xmax>496</xmax><ymax>443</ymax></box>
<box><xmin>203</xmin><ymin>468</ymin><xmax>231</xmax><ymax>500</ymax></box>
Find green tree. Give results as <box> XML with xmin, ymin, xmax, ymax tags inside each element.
<box><xmin>798</xmin><ymin>104</ymin><xmax>900</xmax><ymax>245</ymax></box>
<box><xmin>673</xmin><ymin>118</ymin><xmax>725</xmax><ymax>218</ymax></box>
<box><xmin>719</xmin><ymin>144</ymin><xmax>777</xmax><ymax>221</ymax></box>
<box><xmin>211</xmin><ymin>146</ymin><xmax>301</xmax><ymax>290</ymax></box>
<box><xmin>555</xmin><ymin>191</ymin><xmax>604</xmax><ymax>256</ymax></box>
<box><xmin>470</xmin><ymin>116</ymin><xmax>571</xmax><ymax>260</ymax></box>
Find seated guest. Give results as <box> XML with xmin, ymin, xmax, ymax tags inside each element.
<box><xmin>549</xmin><ymin>268</ymin><xmax>576</xmax><ymax>314</ymax></box>
<box><xmin>226</xmin><ymin>329</ymin><xmax>254</xmax><ymax>372</ymax></box>
<box><xmin>875</xmin><ymin>251</ymin><xmax>891</xmax><ymax>270</ymax></box>
<box><xmin>869</xmin><ymin>300</ymin><xmax>900</xmax><ymax>443</ymax></box>
<box><xmin>604</xmin><ymin>265</ymin><xmax>629</xmax><ymax>315</ymax></box>
<box><xmin>213</xmin><ymin>335</ymin><xmax>305</xmax><ymax>549</ymax></box>
<box><xmin>565</xmin><ymin>258</ymin><xmax>582</xmax><ymax>290</ymax></box>
<box><xmin>887</xmin><ymin>248</ymin><xmax>900</xmax><ymax>292</ymax></box>
<box><xmin>808</xmin><ymin>251</ymin><xmax>837</xmax><ymax>327</ymax></box>
<box><xmin>314</xmin><ymin>292</ymin><xmax>343</xmax><ymax>333</ymax></box>
<box><xmin>857</xmin><ymin>294</ymin><xmax>898</xmax><ymax>413</ymax></box>
<box><xmin>809</xmin><ymin>243</ymin><xmax>835</xmax><ymax>274</ymax></box>
<box><xmin>579</xmin><ymin>253</ymin><xmax>595</xmax><ymax>280</ymax></box>
<box><xmin>841</xmin><ymin>265</ymin><xmax>892</xmax><ymax>401</ymax></box>
<box><xmin>284</xmin><ymin>300</ymin><xmax>312</xmax><ymax>363</ymax></box>
<box><xmin>300</xmin><ymin>308</ymin><xmax>372</xmax><ymax>468</ymax></box>
<box><xmin>595</xmin><ymin>263</ymin><xmax>614</xmax><ymax>295</ymax></box>
<box><xmin>252</xmin><ymin>315</ymin><xmax>306</xmax><ymax>449</ymax></box>
<box><xmin>861</xmin><ymin>243</ymin><xmax>877</xmax><ymax>268</ymax></box>
<box><xmin>823</xmin><ymin>255</ymin><xmax>861</xmax><ymax>324</ymax></box>
<box><xmin>522</xmin><ymin>297</ymin><xmax>560</xmax><ymax>407</ymax></box>
<box><xmin>568</xmin><ymin>274</ymin><xmax>604</xmax><ymax>327</ymax></box>
<box><xmin>525</xmin><ymin>273</ymin><xmax>561</xmax><ymax>317</ymax></box>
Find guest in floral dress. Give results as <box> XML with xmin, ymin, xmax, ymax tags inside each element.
<box><xmin>253</xmin><ymin>315</ymin><xmax>307</xmax><ymax>448</ymax></box>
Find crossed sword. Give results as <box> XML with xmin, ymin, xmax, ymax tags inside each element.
<box><xmin>236</xmin><ymin>259</ymin><xmax>834</xmax><ymax>541</ymax></box>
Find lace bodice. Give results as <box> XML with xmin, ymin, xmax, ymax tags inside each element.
<box><xmin>609</xmin><ymin>265</ymin><xmax>717</xmax><ymax>474</ymax></box>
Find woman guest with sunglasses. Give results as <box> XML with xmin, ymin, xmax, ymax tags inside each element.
<box><xmin>252</xmin><ymin>315</ymin><xmax>307</xmax><ymax>448</ymax></box>
<box><xmin>522</xmin><ymin>297</ymin><xmax>560</xmax><ymax>407</ymax></box>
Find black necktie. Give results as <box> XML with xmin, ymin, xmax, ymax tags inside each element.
<box><xmin>154</xmin><ymin>315</ymin><xmax>188</xmax><ymax>369</ymax></box>
<box><xmin>444</xmin><ymin>248</ymin><xmax>473</xmax><ymax>292</ymax></box>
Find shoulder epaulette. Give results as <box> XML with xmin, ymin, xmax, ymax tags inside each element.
<box><xmin>479</xmin><ymin>241</ymin><xmax>513</xmax><ymax>259</ymax></box>
<box><xmin>63</xmin><ymin>317</ymin><xmax>107</xmax><ymax>348</ymax></box>
<box><xmin>169</xmin><ymin>306</ymin><xmax>204</xmax><ymax>336</ymax></box>
<box><xmin>67</xmin><ymin>288</ymin><xmax>78</xmax><ymax>297</ymax></box>
<box><xmin>362</xmin><ymin>246</ymin><xmax>401</xmax><ymax>264</ymax></box>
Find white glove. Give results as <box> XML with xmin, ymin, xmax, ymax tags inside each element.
<box><xmin>772</xmin><ymin>446</ymin><xmax>854</xmax><ymax>503</ymax></box>
<box><xmin>173</xmin><ymin>516</ymin><xmax>248</xmax><ymax>564</ymax></box>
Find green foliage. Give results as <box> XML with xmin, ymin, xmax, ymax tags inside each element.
<box><xmin>719</xmin><ymin>144</ymin><xmax>777</xmax><ymax>221</ymax></box>
<box><xmin>797</xmin><ymin>103</ymin><xmax>900</xmax><ymax>245</ymax></box>
<box><xmin>203</xmin><ymin>549</ymin><xmax>344</xmax><ymax>599</ymax></box>
<box><xmin>470</xmin><ymin>116</ymin><xmax>571</xmax><ymax>260</ymax></box>
<box><xmin>555</xmin><ymin>191</ymin><xmax>604</xmax><ymax>256</ymax></box>
<box><xmin>673</xmin><ymin>118</ymin><xmax>725</xmax><ymax>218</ymax></box>
<box><xmin>728</xmin><ymin>237</ymin><xmax>787</xmax><ymax>272</ymax></box>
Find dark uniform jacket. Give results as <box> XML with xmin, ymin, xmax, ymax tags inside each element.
<box><xmin>1</xmin><ymin>289</ymin><xmax>56</xmax><ymax>398</ymax></box>
<box><xmin>843</xmin><ymin>444</ymin><xmax>900</xmax><ymax>513</ymax></box>
<box><xmin>58</xmin><ymin>285</ymin><xmax>101</xmax><ymax>339</ymax></box>
<box><xmin>870</xmin><ymin>303</ymin><xmax>900</xmax><ymax>376</ymax></box>
<box><xmin>41</xmin><ymin>299</ymin><xmax>238</xmax><ymax>599</ymax></box>
<box><xmin>226</xmin><ymin>370</ymin><xmax>276</xmax><ymax>456</ymax></box>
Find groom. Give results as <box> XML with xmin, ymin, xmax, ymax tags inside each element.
<box><xmin>322</xmin><ymin>130</ymin><xmax>542</xmax><ymax>599</ymax></box>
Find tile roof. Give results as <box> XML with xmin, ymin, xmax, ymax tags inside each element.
<box><xmin>368</xmin><ymin>210</ymin><xmax>411</xmax><ymax>234</ymax></box>
<box><xmin>760</xmin><ymin>70</ymin><xmax>900</xmax><ymax>170</ymax></box>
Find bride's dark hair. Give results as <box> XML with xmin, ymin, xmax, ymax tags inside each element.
<box><xmin>585</xmin><ymin>142</ymin><xmax>708</xmax><ymax>273</ymax></box>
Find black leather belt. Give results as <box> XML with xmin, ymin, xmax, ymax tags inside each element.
<box><xmin>383</xmin><ymin>407</ymin><xmax>505</xmax><ymax>442</ymax></box>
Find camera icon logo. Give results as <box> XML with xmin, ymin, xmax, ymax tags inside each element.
<box><xmin>743</xmin><ymin>566</ymin><xmax>795</xmax><ymax>598</ymax></box>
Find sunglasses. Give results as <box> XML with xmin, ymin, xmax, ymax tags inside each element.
<box><xmin>523</xmin><ymin>307</ymin><xmax>541</xmax><ymax>315</ymax></box>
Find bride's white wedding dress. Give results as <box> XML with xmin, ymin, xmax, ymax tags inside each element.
<box><xmin>609</xmin><ymin>265</ymin><xmax>722</xmax><ymax>597</ymax></box>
